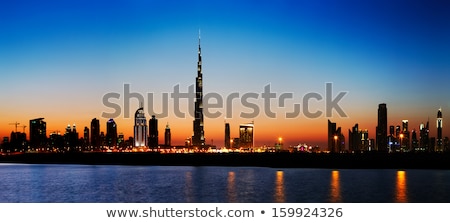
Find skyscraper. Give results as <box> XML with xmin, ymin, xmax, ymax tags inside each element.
<box><xmin>83</xmin><ymin>126</ymin><xmax>89</xmax><ymax>149</ymax></box>
<box><xmin>134</xmin><ymin>107</ymin><xmax>147</xmax><ymax>147</ymax></box>
<box><xmin>376</xmin><ymin>103</ymin><xmax>388</xmax><ymax>152</ymax></box>
<box><xmin>328</xmin><ymin>119</ymin><xmax>344</xmax><ymax>152</ymax></box>
<box><xmin>106</xmin><ymin>119</ymin><xmax>117</xmax><ymax>148</ymax></box>
<box><xmin>90</xmin><ymin>118</ymin><xmax>100</xmax><ymax>150</ymax></box>
<box><xmin>419</xmin><ymin>121</ymin><xmax>430</xmax><ymax>151</ymax></box>
<box><xmin>29</xmin><ymin>118</ymin><xmax>46</xmax><ymax>149</ymax></box>
<box><xmin>401</xmin><ymin>120</ymin><xmax>409</xmax><ymax>151</ymax></box>
<box><xmin>348</xmin><ymin>123</ymin><xmax>369</xmax><ymax>152</ymax></box>
<box><xmin>192</xmin><ymin>32</ymin><xmax>205</xmax><ymax>148</ymax></box>
<box><xmin>165</xmin><ymin>123</ymin><xmax>171</xmax><ymax>147</ymax></box>
<box><xmin>437</xmin><ymin>108</ymin><xmax>443</xmax><ymax>151</ymax></box>
<box><xmin>149</xmin><ymin>115</ymin><xmax>158</xmax><ymax>148</ymax></box>
<box><xmin>224</xmin><ymin>122</ymin><xmax>230</xmax><ymax>149</ymax></box>
<box><xmin>239</xmin><ymin>122</ymin><xmax>254</xmax><ymax>149</ymax></box>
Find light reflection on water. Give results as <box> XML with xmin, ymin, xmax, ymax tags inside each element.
<box><xmin>0</xmin><ymin>164</ymin><xmax>449</xmax><ymax>202</ymax></box>
<box><xmin>329</xmin><ymin>170</ymin><xmax>342</xmax><ymax>202</ymax></box>
<box><xmin>395</xmin><ymin>170</ymin><xmax>407</xmax><ymax>203</ymax></box>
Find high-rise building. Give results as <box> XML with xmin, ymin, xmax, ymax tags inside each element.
<box><xmin>134</xmin><ymin>107</ymin><xmax>147</xmax><ymax>147</ymax></box>
<box><xmin>29</xmin><ymin>118</ymin><xmax>46</xmax><ymax>149</ymax></box>
<box><xmin>437</xmin><ymin>108</ymin><xmax>443</xmax><ymax>151</ymax></box>
<box><xmin>348</xmin><ymin>124</ymin><xmax>369</xmax><ymax>152</ymax></box>
<box><xmin>419</xmin><ymin>121</ymin><xmax>430</xmax><ymax>151</ymax></box>
<box><xmin>224</xmin><ymin>122</ymin><xmax>230</xmax><ymax>149</ymax></box>
<box><xmin>83</xmin><ymin>126</ymin><xmax>89</xmax><ymax>148</ymax></box>
<box><xmin>239</xmin><ymin>122</ymin><xmax>254</xmax><ymax>149</ymax></box>
<box><xmin>90</xmin><ymin>118</ymin><xmax>100</xmax><ymax>149</ymax></box>
<box><xmin>376</xmin><ymin>103</ymin><xmax>388</xmax><ymax>152</ymax></box>
<box><xmin>411</xmin><ymin>129</ymin><xmax>419</xmax><ymax>151</ymax></box>
<box><xmin>165</xmin><ymin>123</ymin><xmax>171</xmax><ymax>147</ymax></box>
<box><xmin>64</xmin><ymin>124</ymin><xmax>79</xmax><ymax>150</ymax></box>
<box><xmin>149</xmin><ymin>115</ymin><xmax>158</xmax><ymax>148</ymax></box>
<box><xmin>106</xmin><ymin>119</ymin><xmax>117</xmax><ymax>148</ymax></box>
<box><xmin>401</xmin><ymin>120</ymin><xmax>409</xmax><ymax>151</ymax></box>
<box><xmin>192</xmin><ymin>32</ymin><xmax>205</xmax><ymax>148</ymax></box>
<box><xmin>328</xmin><ymin>120</ymin><xmax>345</xmax><ymax>152</ymax></box>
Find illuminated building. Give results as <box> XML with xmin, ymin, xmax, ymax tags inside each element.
<box><xmin>29</xmin><ymin>118</ymin><xmax>46</xmax><ymax>149</ymax></box>
<box><xmin>192</xmin><ymin>31</ymin><xmax>205</xmax><ymax>148</ymax></box>
<box><xmin>134</xmin><ymin>107</ymin><xmax>148</xmax><ymax>147</ymax></box>
<box><xmin>376</xmin><ymin>103</ymin><xmax>388</xmax><ymax>152</ymax></box>
<box><xmin>411</xmin><ymin>129</ymin><xmax>419</xmax><ymax>151</ymax></box>
<box><xmin>224</xmin><ymin>123</ymin><xmax>230</xmax><ymax>149</ymax></box>
<box><xmin>437</xmin><ymin>108</ymin><xmax>443</xmax><ymax>151</ymax></box>
<box><xmin>64</xmin><ymin>124</ymin><xmax>79</xmax><ymax>150</ymax></box>
<box><xmin>106</xmin><ymin>119</ymin><xmax>117</xmax><ymax>148</ymax></box>
<box><xmin>401</xmin><ymin>120</ymin><xmax>409</xmax><ymax>151</ymax></box>
<box><xmin>149</xmin><ymin>115</ymin><xmax>158</xmax><ymax>148</ymax></box>
<box><xmin>348</xmin><ymin>123</ymin><xmax>369</xmax><ymax>152</ymax></box>
<box><xmin>419</xmin><ymin>121</ymin><xmax>430</xmax><ymax>151</ymax></box>
<box><xmin>90</xmin><ymin>118</ymin><xmax>100</xmax><ymax>149</ymax></box>
<box><xmin>83</xmin><ymin>126</ymin><xmax>89</xmax><ymax>148</ymax></box>
<box><xmin>239</xmin><ymin>122</ymin><xmax>254</xmax><ymax>149</ymax></box>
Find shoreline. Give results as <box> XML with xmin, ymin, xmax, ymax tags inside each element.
<box><xmin>0</xmin><ymin>152</ymin><xmax>449</xmax><ymax>169</ymax></box>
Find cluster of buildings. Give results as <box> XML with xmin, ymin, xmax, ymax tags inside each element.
<box><xmin>328</xmin><ymin>104</ymin><xmax>449</xmax><ymax>153</ymax></box>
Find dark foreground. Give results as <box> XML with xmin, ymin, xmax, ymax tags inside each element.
<box><xmin>1</xmin><ymin>152</ymin><xmax>450</xmax><ymax>169</ymax></box>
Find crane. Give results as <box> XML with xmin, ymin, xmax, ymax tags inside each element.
<box><xmin>9</xmin><ymin>122</ymin><xmax>20</xmax><ymax>133</ymax></box>
<box><xmin>18</xmin><ymin>125</ymin><xmax>27</xmax><ymax>133</ymax></box>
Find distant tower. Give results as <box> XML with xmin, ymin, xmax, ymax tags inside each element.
<box><xmin>328</xmin><ymin>119</ymin><xmax>344</xmax><ymax>152</ymax></box>
<box><xmin>165</xmin><ymin>123</ymin><xmax>171</xmax><ymax>147</ymax></box>
<box><xmin>401</xmin><ymin>120</ymin><xmax>409</xmax><ymax>151</ymax></box>
<box><xmin>134</xmin><ymin>107</ymin><xmax>148</xmax><ymax>147</ymax></box>
<box><xmin>437</xmin><ymin>108</ymin><xmax>443</xmax><ymax>151</ymax></box>
<box><xmin>106</xmin><ymin>119</ymin><xmax>117</xmax><ymax>148</ymax></box>
<box><xmin>376</xmin><ymin>103</ymin><xmax>388</xmax><ymax>152</ymax></box>
<box><xmin>90</xmin><ymin>118</ymin><xmax>100</xmax><ymax>149</ymax></box>
<box><xmin>83</xmin><ymin>126</ymin><xmax>89</xmax><ymax>147</ymax></box>
<box><xmin>224</xmin><ymin>122</ymin><xmax>230</xmax><ymax>149</ymax></box>
<box><xmin>192</xmin><ymin>31</ymin><xmax>205</xmax><ymax>148</ymax></box>
<box><xmin>29</xmin><ymin>118</ymin><xmax>46</xmax><ymax>149</ymax></box>
<box><xmin>149</xmin><ymin>115</ymin><xmax>158</xmax><ymax>148</ymax></box>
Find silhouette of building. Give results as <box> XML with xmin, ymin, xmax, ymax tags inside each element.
<box><xmin>328</xmin><ymin>120</ymin><xmax>345</xmax><ymax>152</ymax></box>
<box><xmin>83</xmin><ymin>126</ymin><xmax>89</xmax><ymax>148</ymax></box>
<box><xmin>239</xmin><ymin>122</ymin><xmax>254</xmax><ymax>149</ymax></box>
<box><xmin>64</xmin><ymin>124</ymin><xmax>79</xmax><ymax>151</ymax></box>
<box><xmin>348</xmin><ymin>123</ymin><xmax>369</xmax><ymax>152</ymax></box>
<box><xmin>411</xmin><ymin>129</ymin><xmax>419</xmax><ymax>151</ymax></box>
<box><xmin>149</xmin><ymin>115</ymin><xmax>158</xmax><ymax>148</ymax></box>
<box><xmin>30</xmin><ymin>118</ymin><xmax>46</xmax><ymax>149</ymax></box>
<box><xmin>164</xmin><ymin>123</ymin><xmax>171</xmax><ymax>147</ymax></box>
<box><xmin>134</xmin><ymin>107</ymin><xmax>147</xmax><ymax>147</ymax></box>
<box><xmin>401</xmin><ymin>120</ymin><xmax>409</xmax><ymax>151</ymax></box>
<box><xmin>224</xmin><ymin>122</ymin><xmax>230</xmax><ymax>149</ymax></box>
<box><xmin>9</xmin><ymin>131</ymin><xmax>27</xmax><ymax>152</ymax></box>
<box><xmin>90</xmin><ymin>118</ymin><xmax>100</xmax><ymax>150</ymax></box>
<box><xmin>106</xmin><ymin>119</ymin><xmax>117</xmax><ymax>148</ymax></box>
<box><xmin>192</xmin><ymin>32</ymin><xmax>205</xmax><ymax>148</ymax></box>
<box><xmin>437</xmin><ymin>108</ymin><xmax>443</xmax><ymax>151</ymax></box>
<box><xmin>376</xmin><ymin>103</ymin><xmax>388</xmax><ymax>152</ymax></box>
<box><xmin>118</xmin><ymin>133</ymin><xmax>124</xmax><ymax>148</ymax></box>
<box><xmin>419</xmin><ymin>121</ymin><xmax>430</xmax><ymax>151</ymax></box>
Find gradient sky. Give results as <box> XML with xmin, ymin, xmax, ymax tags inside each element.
<box><xmin>1</xmin><ymin>0</ymin><xmax>449</xmax><ymax>148</ymax></box>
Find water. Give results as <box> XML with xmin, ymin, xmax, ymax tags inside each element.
<box><xmin>0</xmin><ymin>164</ymin><xmax>449</xmax><ymax>202</ymax></box>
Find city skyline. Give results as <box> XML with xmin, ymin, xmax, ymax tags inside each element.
<box><xmin>1</xmin><ymin>0</ymin><xmax>449</xmax><ymax>148</ymax></box>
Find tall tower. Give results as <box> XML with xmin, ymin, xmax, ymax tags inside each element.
<box><xmin>165</xmin><ymin>123</ymin><xmax>171</xmax><ymax>147</ymax></box>
<box><xmin>149</xmin><ymin>115</ymin><xmax>158</xmax><ymax>148</ymax></box>
<box><xmin>193</xmin><ymin>31</ymin><xmax>205</xmax><ymax>148</ymax></box>
<box><xmin>225</xmin><ymin>122</ymin><xmax>231</xmax><ymax>149</ymax></box>
<box><xmin>134</xmin><ymin>107</ymin><xmax>147</xmax><ymax>147</ymax></box>
<box><xmin>376</xmin><ymin>103</ymin><xmax>388</xmax><ymax>152</ymax></box>
<box><xmin>106</xmin><ymin>119</ymin><xmax>117</xmax><ymax>148</ymax></box>
<box><xmin>29</xmin><ymin>118</ymin><xmax>46</xmax><ymax>149</ymax></box>
<box><xmin>90</xmin><ymin>118</ymin><xmax>100</xmax><ymax>150</ymax></box>
<box><xmin>437</xmin><ymin>108</ymin><xmax>443</xmax><ymax>151</ymax></box>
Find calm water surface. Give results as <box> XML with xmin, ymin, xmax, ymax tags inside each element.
<box><xmin>0</xmin><ymin>164</ymin><xmax>449</xmax><ymax>202</ymax></box>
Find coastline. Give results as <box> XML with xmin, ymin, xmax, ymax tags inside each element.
<box><xmin>0</xmin><ymin>152</ymin><xmax>449</xmax><ymax>169</ymax></box>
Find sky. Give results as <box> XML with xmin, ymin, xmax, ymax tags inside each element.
<box><xmin>1</xmin><ymin>0</ymin><xmax>449</xmax><ymax>148</ymax></box>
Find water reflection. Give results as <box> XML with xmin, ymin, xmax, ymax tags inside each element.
<box><xmin>274</xmin><ymin>170</ymin><xmax>285</xmax><ymax>202</ymax></box>
<box><xmin>395</xmin><ymin>170</ymin><xmax>408</xmax><ymax>203</ymax></box>
<box><xmin>184</xmin><ymin>171</ymin><xmax>193</xmax><ymax>202</ymax></box>
<box><xmin>227</xmin><ymin>171</ymin><xmax>237</xmax><ymax>202</ymax></box>
<box><xmin>329</xmin><ymin>170</ymin><xmax>342</xmax><ymax>202</ymax></box>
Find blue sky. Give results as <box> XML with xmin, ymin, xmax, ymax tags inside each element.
<box><xmin>1</xmin><ymin>0</ymin><xmax>449</xmax><ymax>147</ymax></box>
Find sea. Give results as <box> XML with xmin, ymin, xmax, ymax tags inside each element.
<box><xmin>0</xmin><ymin>164</ymin><xmax>449</xmax><ymax>203</ymax></box>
